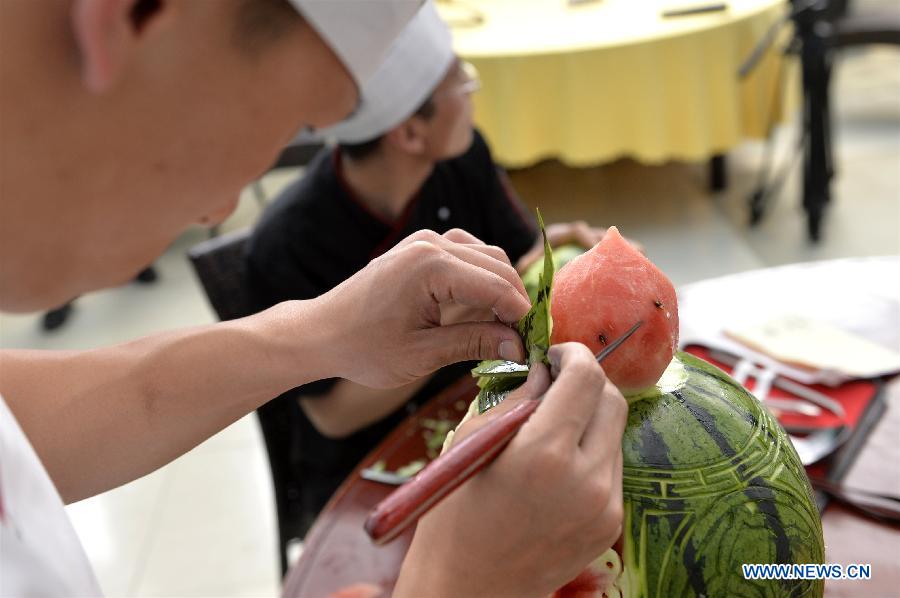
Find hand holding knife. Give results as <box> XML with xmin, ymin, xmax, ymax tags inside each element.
<box><xmin>364</xmin><ymin>321</ymin><xmax>643</xmax><ymax>544</ymax></box>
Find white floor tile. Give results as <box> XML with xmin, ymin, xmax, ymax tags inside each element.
<box><xmin>131</xmin><ymin>431</ymin><xmax>278</xmax><ymax>597</ymax></box>
<box><xmin>65</xmin><ymin>467</ymin><xmax>172</xmax><ymax>597</ymax></box>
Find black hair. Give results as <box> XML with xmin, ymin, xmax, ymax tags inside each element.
<box><xmin>340</xmin><ymin>95</ymin><xmax>437</xmax><ymax>162</ymax></box>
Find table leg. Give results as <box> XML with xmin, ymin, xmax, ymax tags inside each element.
<box><xmin>710</xmin><ymin>154</ymin><xmax>727</xmax><ymax>192</ymax></box>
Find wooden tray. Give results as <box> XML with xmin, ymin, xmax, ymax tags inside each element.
<box><xmin>282</xmin><ymin>376</ymin><xmax>477</xmax><ymax>597</ymax></box>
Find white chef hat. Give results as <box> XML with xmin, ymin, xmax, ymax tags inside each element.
<box><xmin>287</xmin><ymin>0</ymin><xmax>424</xmax><ymax>88</ymax></box>
<box><xmin>311</xmin><ymin>0</ymin><xmax>455</xmax><ymax>144</ymax></box>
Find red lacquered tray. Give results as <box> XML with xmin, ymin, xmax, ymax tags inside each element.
<box><xmin>684</xmin><ymin>345</ymin><xmax>885</xmax><ymax>496</ymax></box>
<box><xmin>282</xmin><ymin>376</ymin><xmax>477</xmax><ymax>598</ymax></box>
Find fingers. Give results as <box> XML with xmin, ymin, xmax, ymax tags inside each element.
<box><xmin>591</xmin><ymin>450</ymin><xmax>624</xmax><ymax>551</ymax></box>
<box><xmin>441</xmin><ymin>229</ymin><xmax>517</xmax><ymax>270</ymax></box>
<box><xmin>526</xmin><ymin>343</ymin><xmax>609</xmax><ymax>443</ymax></box>
<box><xmin>396</xmin><ymin>230</ymin><xmax>528</xmax><ymax>301</ymax></box>
<box><xmin>414</xmin><ymin>321</ymin><xmax>526</xmax><ymax>373</ymax></box>
<box><xmin>545</xmin><ymin>221</ymin><xmax>595</xmax><ymax>249</ymax></box>
<box><xmin>410</xmin><ymin>227</ymin><xmax>482</xmax><ymax>247</ymax></box>
<box><xmin>450</xmin><ymin>364</ymin><xmax>549</xmax><ymax>445</ymax></box>
<box><xmin>517</xmin><ymin>221</ymin><xmax>608</xmax><ymax>273</ymax></box>
<box><xmin>516</xmin><ymin>221</ymin><xmax>615</xmax><ymax>273</ymax></box>
<box><xmin>572</xmin><ymin>222</ymin><xmax>601</xmax><ymax>249</ymax></box>
<box><xmin>579</xmin><ymin>380</ymin><xmax>628</xmax><ymax>458</ymax></box>
<box><xmin>505</xmin><ymin>362</ymin><xmax>550</xmax><ymax>402</ymax></box>
<box><xmin>434</xmin><ymin>243</ymin><xmax>528</xmax><ymax>300</ymax></box>
<box><xmin>551</xmin><ymin>222</ymin><xmax>642</xmax><ymax>255</ymax></box>
<box><xmin>441</xmin><ymin>229</ymin><xmax>510</xmax><ymax>263</ymax></box>
<box><xmin>422</xmin><ymin>251</ymin><xmax>530</xmax><ymax>324</ymax></box>
<box><xmin>398</xmin><ymin>229</ymin><xmax>514</xmax><ymax>269</ymax></box>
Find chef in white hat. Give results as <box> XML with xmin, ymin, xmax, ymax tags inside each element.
<box><xmin>0</xmin><ymin>1</ymin><xmax>628</xmax><ymax>596</ymax></box>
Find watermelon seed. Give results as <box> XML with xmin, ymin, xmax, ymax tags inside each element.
<box><xmin>598</xmin><ymin>334</ymin><xmax>608</xmax><ymax>345</ymax></box>
<box><xmin>654</xmin><ymin>300</ymin><xmax>664</xmax><ymax>308</ymax></box>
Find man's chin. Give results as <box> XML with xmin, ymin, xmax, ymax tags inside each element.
<box><xmin>0</xmin><ymin>268</ymin><xmax>137</xmax><ymax>314</ymax></box>
<box><xmin>443</xmin><ymin>131</ymin><xmax>475</xmax><ymax>162</ymax></box>
<box><xmin>0</xmin><ymin>286</ymin><xmax>77</xmax><ymax>315</ymax></box>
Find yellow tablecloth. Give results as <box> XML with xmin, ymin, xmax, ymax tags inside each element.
<box><xmin>444</xmin><ymin>0</ymin><xmax>796</xmax><ymax>168</ymax></box>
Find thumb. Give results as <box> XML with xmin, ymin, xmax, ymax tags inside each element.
<box><xmin>449</xmin><ymin>363</ymin><xmax>550</xmax><ymax>447</ymax></box>
<box><xmin>420</xmin><ymin>322</ymin><xmax>526</xmax><ymax>371</ymax></box>
<box><xmin>506</xmin><ymin>362</ymin><xmax>550</xmax><ymax>402</ymax></box>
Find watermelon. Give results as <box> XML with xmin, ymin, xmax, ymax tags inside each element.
<box><xmin>327</xmin><ymin>583</ymin><xmax>383</xmax><ymax>598</ymax></box>
<box><xmin>550</xmin><ymin>227</ymin><xmax>678</xmax><ymax>395</ymax></box>
<box><xmin>552</xmin><ymin>548</ymin><xmax>622</xmax><ymax>598</ymax></box>
<box><xmin>542</xmin><ymin>354</ymin><xmax>825</xmax><ymax>597</ymax></box>
<box><xmin>470</xmin><ymin>217</ymin><xmax>824</xmax><ymax>597</ymax></box>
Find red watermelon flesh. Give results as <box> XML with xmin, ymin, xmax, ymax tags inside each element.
<box><xmin>550</xmin><ymin>547</ymin><xmax>623</xmax><ymax>598</ymax></box>
<box><xmin>327</xmin><ymin>583</ymin><xmax>383</xmax><ymax>598</ymax></box>
<box><xmin>550</xmin><ymin>227</ymin><xmax>678</xmax><ymax>395</ymax></box>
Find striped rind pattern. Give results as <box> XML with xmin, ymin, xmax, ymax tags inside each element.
<box><xmin>619</xmin><ymin>352</ymin><xmax>825</xmax><ymax>597</ymax></box>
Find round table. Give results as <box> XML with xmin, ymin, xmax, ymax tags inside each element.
<box><xmin>444</xmin><ymin>0</ymin><xmax>796</xmax><ymax>168</ymax></box>
<box><xmin>281</xmin><ymin>378</ymin><xmax>476</xmax><ymax>598</ymax></box>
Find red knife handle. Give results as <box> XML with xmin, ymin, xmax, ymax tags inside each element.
<box><xmin>364</xmin><ymin>398</ymin><xmax>541</xmax><ymax>545</ymax></box>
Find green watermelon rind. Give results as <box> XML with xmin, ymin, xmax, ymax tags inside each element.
<box><xmin>620</xmin><ymin>352</ymin><xmax>825</xmax><ymax>597</ymax></box>
<box><xmin>459</xmin><ymin>352</ymin><xmax>825</xmax><ymax>597</ymax></box>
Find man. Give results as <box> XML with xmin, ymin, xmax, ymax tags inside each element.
<box><xmin>247</xmin><ymin>1</ymin><xmax>613</xmax><ymax>529</ymax></box>
<box><xmin>0</xmin><ymin>2</ymin><xmax>627</xmax><ymax>597</ymax></box>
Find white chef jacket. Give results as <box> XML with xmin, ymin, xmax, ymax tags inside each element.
<box><xmin>0</xmin><ymin>396</ymin><xmax>102</xmax><ymax>596</ymax></box>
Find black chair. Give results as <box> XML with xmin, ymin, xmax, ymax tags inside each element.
<box><xmin>187</xmin><ymin>228</ymin><xmax>305</xmax><ymax>578</ymax></box>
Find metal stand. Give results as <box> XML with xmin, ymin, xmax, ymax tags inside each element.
<box><xmin>796</xmin><ymin>4</ymin><xmax>836</xmax><ymax>241</ymax></box>
<box><xmin>741</xmin><ymin>0</ymin><xmax>836</xmax><ymax>242</ymax></box>
<box><xmin>709</xmin><ymin>154</ymin><xmax>728</xmax><ymax>192</ymax></box>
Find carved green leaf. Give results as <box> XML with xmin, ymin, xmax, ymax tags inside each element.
<box><xmin>476</xmin><ymin>375</ymin><xmax>525</xmax><ymax>413</ymax></box>
<box><xmin>472</xmin><ymin>209</ymin><xmax>554</xmax><ymax>413</ymax></box>
<box><xmin>471</xmin><ymin>360</ymin><xmax>530</xmax><ymax>378</ymax></box>
<box><xmin>516</xmin><ymin>209</ymin><xmax>554</xmax><ymax>368</ymax></box>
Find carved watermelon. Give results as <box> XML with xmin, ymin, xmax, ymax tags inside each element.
<box><xmin>550</xmin><ymin>227</ymin><xmax>678</xmax><ymax>395</ymax></box>
<box><xmin>545</xmin><ymin>354</ymin><xmax>825</xmax><ymax>597</ymax></box>
<box><xmin>508</xmin><ymin>224</ymin><xmax>825</xmax><ymax>597</ymax></box>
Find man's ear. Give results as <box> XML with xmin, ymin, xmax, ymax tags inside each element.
<box><xmin>384</xmin><ymin>117</ymin><xmax>429</xmax><ymax>155</ymax></box>
<box><xmin>71</xmin><ymin>0</ymin><xmax>171</xmax><ymax>93</ymax></box>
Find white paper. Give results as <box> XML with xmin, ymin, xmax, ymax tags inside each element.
<box><xmin>678</xmin><ymin>256</ymin><xmax>900</xmax><ymax>386</ymax></box>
